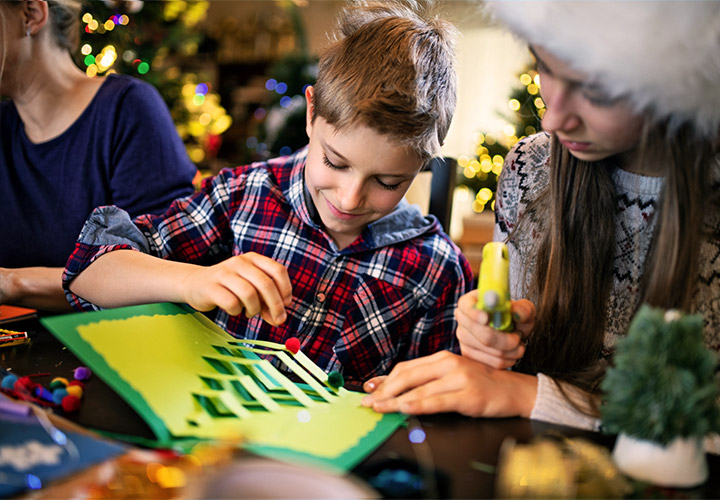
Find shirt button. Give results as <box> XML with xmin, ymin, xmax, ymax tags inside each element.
<box><xmin>316</xmin><ymin>292</ymin><xmax>326</xmax><ymax>303</ymax></box>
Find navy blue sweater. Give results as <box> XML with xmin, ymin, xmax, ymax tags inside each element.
<box><xmin>0</xmin><ymin>74</ymin><xmax>197</xmax><ymax>267</ymax></box>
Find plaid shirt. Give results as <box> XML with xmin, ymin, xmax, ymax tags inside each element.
<box><xmin>63</xmin><ymin>147</ymin><xmax>473</xmax><ymax>384</ymax></box>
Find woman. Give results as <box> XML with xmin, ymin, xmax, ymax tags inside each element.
<box><xmin>0</xmin><ymin>0</ymin><xmax>196</xmax><ymax>309</ymax></box>
<box><xmin>362</xmin><ymin>0</ymin><xmax>720</xmax><ymax>436</ymax></box>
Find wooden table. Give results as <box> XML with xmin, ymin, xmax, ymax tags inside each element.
<box><xmin>3</xmin><ymin>314</ymin><xmax>720</xmax><ymax>498</ymax></box>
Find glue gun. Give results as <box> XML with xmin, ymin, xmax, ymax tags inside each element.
<box><xmin>476</xmin><ymin>242</ymin><xmax>514</xmax><ymax>332</ymax></box>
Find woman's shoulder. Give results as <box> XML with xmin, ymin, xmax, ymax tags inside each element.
<box><xmin>498</xmin><ymin>132</ymin><xmax>551</xmax><ymax>201</ymax></box>
<box><xmin>505</xmin><ymin>132</ymin><xmax>551</xmax><ymax>173</ymax></box>
<box><xmin>95</xmin><ymin>74</ymin><xmax>165</xmax><ymax>108</ymax></box>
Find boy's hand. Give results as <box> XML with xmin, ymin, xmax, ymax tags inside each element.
<box><xmin>361</xmin><ymin>351</ymin><xmax>538</xmax><ymax>418</ymax></box>
<box><xmin>180</xmin><ymin>253</ymin><xmax>292</xmax><ymax>326</ymax></box>
<box><xmin>454</xmin><ymin>291</ymin><xmax>535</xmax><ymax>369</ymax></box>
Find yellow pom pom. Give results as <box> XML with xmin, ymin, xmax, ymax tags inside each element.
<box><xmin>66</xmin><ymin>385</ymin><xmax>83</xmax><ymax>399</ymax></box>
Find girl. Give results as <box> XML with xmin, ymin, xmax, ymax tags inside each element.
<box><xmin>362</xmin><ymin>0</ymin><xmax>720</xmax><ymax>436</ymax></box>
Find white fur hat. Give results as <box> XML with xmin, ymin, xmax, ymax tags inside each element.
<box><xmin>486</xmin><ymin>1</ymin><xmax>720</xmax><ymax>138</ymax></box>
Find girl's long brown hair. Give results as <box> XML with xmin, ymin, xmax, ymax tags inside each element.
<box><xmin>514</xmin><ymin>124</ymin><xmax>717</xmax><ymax>398</ymax></box>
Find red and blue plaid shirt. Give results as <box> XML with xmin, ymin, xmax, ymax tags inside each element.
<box><xmin>63</xmin><ymin>147</ymin><xmax>473</xmax><ymax>384</ymax></box>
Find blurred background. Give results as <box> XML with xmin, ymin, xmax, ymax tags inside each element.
<box><xmin>78</xmin><ymin>0</ymin><xmax>541</xmax><ymax>272</ymax></box>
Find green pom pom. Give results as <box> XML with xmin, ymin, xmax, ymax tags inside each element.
<box><xmin>327</xmin><ymin>371</ymin><xmax>344</xmax><ymax>389</ymax></box>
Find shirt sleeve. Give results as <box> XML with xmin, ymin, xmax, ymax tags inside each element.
<box><xmin>530</xmin><ymin>373</ymin><xmax>602</xmax><ymax>431</ymax></box>
<box><xmin>63</xmin><ymin>170</ymin><xmax>242</xmax><ymax>310</ymax></box>
<box><xmin>107</xmin><ymin>79</ymin><xmax>197</xmax><ymax>217</ymax></box>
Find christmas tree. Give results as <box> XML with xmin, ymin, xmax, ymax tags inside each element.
<box><xmin>457</xmin><ymin>66</ymin><xmax>543</xmax><ymax>213</ymax></box>
<box><xmin>601</xmin><ymin>305</ymin><xmax>720</xmax><ymax>445</ymax></box>
<box><xmin>77</xmin><ymin>1</ymin><xmax>232</xmax><ymax>167</ymax></box>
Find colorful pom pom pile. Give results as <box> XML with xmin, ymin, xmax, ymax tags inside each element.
<box><xmin>0</xmin><ymin>366</ymin><xmax>91</xmax><ymax>413</ymax></box>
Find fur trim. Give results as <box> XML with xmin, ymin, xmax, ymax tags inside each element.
<box><xmin>487</xmin><ymin>1</ymin><xmax>720</xmax><ymax>138</ymax></box>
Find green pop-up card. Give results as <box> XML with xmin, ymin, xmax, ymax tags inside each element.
<box><xmin>42</xmin><ymin>303</ymin><xmax>405</xmax><ymax>471</ymax></box>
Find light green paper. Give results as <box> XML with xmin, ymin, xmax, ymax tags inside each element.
<box><xmin>42</xmin><ymin>303</ymin><xmax>405</xmax><ymax>471</ymax></box>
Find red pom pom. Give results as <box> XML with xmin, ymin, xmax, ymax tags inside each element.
<box><xmin>14</xmin><ymin>376</ymin><xmax>37</xmax><ymax>395</ymax></box>
<box><xmin>284</xmin><ymin>337</ymin><xmax>301</xmax><ymax>354</ymax></box>
<box><xmin>61</xmin><ymin>395</ymin><xmax>82</xmax><ymax>412</ymax></box>
<box><xmin>67</xmin><ymin>380</ymin><xmax>85</xmax><ymax>390</ymax></box>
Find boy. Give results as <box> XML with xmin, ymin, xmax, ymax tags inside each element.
<box><xmin>63</xmin><ymin>0</ymin><xmax>473</xmax><ymax>385</ymax></box>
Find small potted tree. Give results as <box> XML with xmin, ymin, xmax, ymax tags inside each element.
<box><xmin>601</xmin><ymin>305</ymin><xmax>720</xmax><ymax>487</ymax></box>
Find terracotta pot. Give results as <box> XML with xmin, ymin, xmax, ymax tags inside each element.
<box><xmin>612</xmin><ymin>433</ymin><xmax>708</xmax><ymax>487</ymax></box>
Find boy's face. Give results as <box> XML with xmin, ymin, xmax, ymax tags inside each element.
<box><xmin>304</xmin><ymin>87</ymin><xmax>423</xmax><ymax>250</ymax></box>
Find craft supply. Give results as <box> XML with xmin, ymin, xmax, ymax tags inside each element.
<box><xmin>73</xmin><ymin>366</ymin><xmax>92</xmax><ymax>380</ymax></box>
<box><xmin>284</xmin><ymin>337</ymin><xmax>301</xmax><ymax>354</ymax></box>
<box><xmin>0</xmin><ymin>367</ymin><xmax>90</xmax><ymax>413</ymax></box>
<box><xmin>327</xmin><ymin>371</ymin><xmax>344</xmax><ymax>389</ymax></box>
<box><xmin>0</xmin><ymin>329</ymin><xmax>35</xmax><ymax>348</ymax></box>
<box><xmin>0</xmin><ymin>304</ymin><xmax>37</xmax><ymax>324</ymax></box>
<box><xmin>50</xmin><ymin>377</ymin><xmax>69</xmax><ymax>389</ymax></box>
<box><xmin>0</xmin><ymin>396</ymin><xmax>31</xmax><ymax>417</ymax></box>
<box><xmin>476</xmin><ymin>242</ymin><xmax>514</xmax><ymax>331</ymax></box>
<box><xmin>42</xmin><ymin>302</ymin><xmax>406</xmax><ymax>470</ymax></box>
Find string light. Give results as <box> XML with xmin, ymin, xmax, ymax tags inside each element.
<box><xmin>463</xmin><ymin>65</ymin><xmax>543</xmax><ymax>213</ymax></box>
<box><xmin>79</xmin><ymin>3</ymin><xmax>231</xmax><ymax>167</ymax></box>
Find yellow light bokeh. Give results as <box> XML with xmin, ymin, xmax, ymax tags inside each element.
<box><xmin>210</xmin><ymin>115</ymin><xmax>232</xmax><ymax>135</ymax></box>
<box><xmin>508</xmin><ymin>99</ymin><xmax>521</xmax><ymax>111</ymax></box>
<box><xmin>478</xmin><ymin>187</ymin><xmax>493</xmax><ymax>202</ymax></box>
<box><xmin>198</xmin><ymin>113</ymin><xmax>212</xmax><ymax>126</ymax></box>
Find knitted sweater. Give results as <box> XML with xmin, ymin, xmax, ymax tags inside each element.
<box><xmin>494</xmin><ymin>133</ymin><xmax>720</xmax><ymax>443</ymax></box>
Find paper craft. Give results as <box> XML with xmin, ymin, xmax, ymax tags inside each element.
<box><xmin>42</xmin><ymin>303</ymin><xmax>405</xmax><ymax>471</ymax></box>
<box><xmin>0</xmin><ymin>304</ymin><xmax>37</xmax><ymax>325</ymax></box>
<box><xmin>0</xmin><ymin>397</ymin><xmax>126</xmax><ymax>498</ymax></box>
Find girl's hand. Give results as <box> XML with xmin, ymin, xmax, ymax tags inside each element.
<box><xmin>361</xmin><ymin>351</ymin><xmax>538</xmax><ymax>417</ymax></box>
<box><xmin>180</xmin><ymin>253</ymin><xmax>292</xmax><ymax>326</ymax></box>
<box><xmin>454</xmin><ymin>291</ymin><xmax>535</xmax><ymax>369</ymax></box>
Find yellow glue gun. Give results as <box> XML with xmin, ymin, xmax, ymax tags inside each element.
<box><xmin>476</xmin><ymin>242</ymin><xmax>513</xmax><ymax>332</ymax></box>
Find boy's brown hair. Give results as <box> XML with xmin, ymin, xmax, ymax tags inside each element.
<box><xmin>312</xmin><ymin>0</ymin><xmax>457</xmax><ymax>162</ymax></box>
